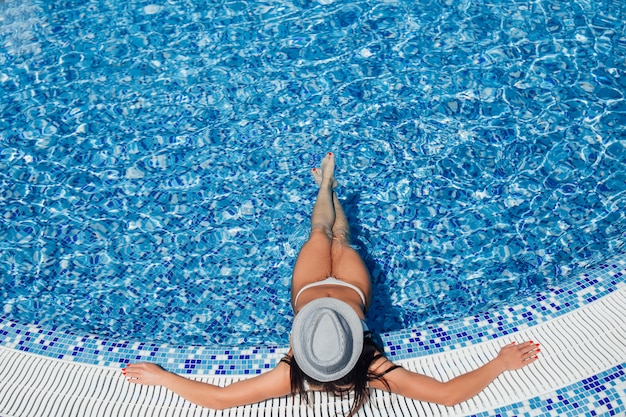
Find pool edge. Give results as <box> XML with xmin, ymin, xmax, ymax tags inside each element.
<box><xmin>1</xmin><ymin>253</ymin><xmax>625</xmax><ymax>416</ymax></box>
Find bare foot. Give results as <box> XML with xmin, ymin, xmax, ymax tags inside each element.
<box><xmin>312</xmin><ymin>152</ymin><xmax>338</xmax><ymax>188</ymax></box>
<box><xmin>311</xmin><ymin>168</ymin><xmax>339</xmax><ymax>188</ymax></box>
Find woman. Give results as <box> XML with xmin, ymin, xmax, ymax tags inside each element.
<box><xmin>124</xmin><ymin>152</ymin><xmax>540</xmax><ymax>415</ymax></box>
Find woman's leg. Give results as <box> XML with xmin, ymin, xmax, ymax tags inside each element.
<box><xmin>291</xmin><ymin>153</ymin><xmax>372</xmax><ymax>310</ymax></box>
<box><xmin>291</xmin><ymin>153</ymin><xmax>337</xmax><ymax>306</ymax></box>
<box><xmin>328</xmin><ymin>191</ymin><xmax>372</xmax><ymax>311</ymax></box>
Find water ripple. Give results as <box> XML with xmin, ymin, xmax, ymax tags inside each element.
<box><xmin>0</xmin><ymin>0</ymin><xmax>624</xmax><ymax>345</ymax></box>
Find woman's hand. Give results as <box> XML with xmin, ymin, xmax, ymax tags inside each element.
<box><xmin>123</xmin><ymin>363</ymin><xmax>170</xmax><ymax>386</ymax></box>
<box><xmin>495</xmin><ymin>341</ymin><xmax>540</xmax><ymax>371</ymax></box>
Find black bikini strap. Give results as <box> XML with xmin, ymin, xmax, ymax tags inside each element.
<box><xmin>377</xmin><ymin>364</ymin><xmax>401</xmax><ymax>378</ymax></box>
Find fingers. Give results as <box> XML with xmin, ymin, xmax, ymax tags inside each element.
<box><xmin>122</xmin><ymin>364</ymin><xmax>138</xmax><ymax>384</ymax></box>
<box><xmin>122</xmin><ymin>363</ymin><xmax>149</xmax><ymax>385</ymax></box>
<box><xmin>122</xmin><ymin>362</ymin><xmax>167</xmax><ymax>386</ymax></box>
<box><xmin>514</xmin><ymin>340</ymin><xmax>541</xmax><ymax>360</ymax></box>
<box><xmin>517</xmin><ymin>341</ymin><xmax>540</xmax><ymax>366</ymax></box>
<box><xmin>500</xmin><ymin>340</ymin><xmax>541</xmax><ymax>370</ymax></box>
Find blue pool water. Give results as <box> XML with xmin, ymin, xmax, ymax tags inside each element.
<box><xmin>0</xmin><ymin>0</ymin><xmax>624</xmax><ymax>347</ymax></box>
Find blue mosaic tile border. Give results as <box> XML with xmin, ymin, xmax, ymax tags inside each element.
<box><xmin>0</xmin><ymin>324</ymin><xmax>287</xmax><ymax>374</ymax></box>
<box><xmin>0</xmin><ymin>253</ymin><xmax>624</xmax><ymax>375</ymax></box>
<box><xmin>470</xmin><ymin>364</ymin><xmax>625</xmax><ymax>417</ymax></box>
<box><xmin>384</xmin><ymin>255</ymin><xmax>626</xmax><ymax>361</ymax></box>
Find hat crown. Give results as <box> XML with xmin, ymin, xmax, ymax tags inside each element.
<box><xmin>310</xmin><ymin>309</ymin><xmax>350</xmax><ymax>364</ymax></box>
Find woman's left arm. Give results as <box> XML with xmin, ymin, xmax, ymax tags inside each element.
<box><xmin>371</xmin><ymin>340</ymin><xmax>540</xmax><ymax>407</ymax></box>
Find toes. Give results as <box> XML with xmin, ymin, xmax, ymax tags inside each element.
<box><xmin>311</xmin><ymin>168</ymin><xmax>323</xmax><ymax>185</ymax></box>
<box><xmin>320</xmin><ymin>152</ymin><xmax>335</xmax><ymax>173</ymax></box>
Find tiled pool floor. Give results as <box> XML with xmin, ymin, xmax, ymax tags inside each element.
<box><xmin>1</xmin><ymin>254</ymin><xmax>625</xmax><ymax>416</ymax></box>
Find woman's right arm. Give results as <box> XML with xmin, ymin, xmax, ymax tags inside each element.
<box><xmin>123</xmin><ymin>360</ymin><xmax>292</xmax><ymax>410</ymax></box>
<box><xmin>370</xmin><ymin>340</ymin><xmax>540</xmax><ymax>407</ymax></box>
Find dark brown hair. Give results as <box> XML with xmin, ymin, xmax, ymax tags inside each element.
<box><xmin>281</xmin><ymin>334</ymin><xmax>400</xmax><ymax>417</ymax></box>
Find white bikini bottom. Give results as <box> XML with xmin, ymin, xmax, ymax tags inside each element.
<box><xmin>294</xmin><ymin>276</ymin><xmax>367</xmax><ymax>307</ymax></box>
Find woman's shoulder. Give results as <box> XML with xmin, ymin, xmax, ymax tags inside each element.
<box><xmin>367</xmin><ymin>352</ymin><xmax>403</xmax><ymax>390</ymax></box>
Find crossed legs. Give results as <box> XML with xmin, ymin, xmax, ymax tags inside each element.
<box><xmin>291</xmin><ymin>152</ymin><xmax>371</xmax><ymax>310</ymax></box>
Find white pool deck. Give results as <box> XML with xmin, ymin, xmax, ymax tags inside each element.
<box><xmin>1</xmin><ymin>257</ymin><xmax>625</xmax><ymax>417</ymax></box>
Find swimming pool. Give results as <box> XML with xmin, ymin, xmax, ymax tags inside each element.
<box><xmin>1</xmin><ymin>0</ymin><xmax>624</xmax><ymax>353</ymax></box>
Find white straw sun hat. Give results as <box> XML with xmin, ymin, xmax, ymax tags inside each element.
<box><xmin>291</xmin><ymin>298</ymin><xmax>364</xmax><ymax>382</ymax></box>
